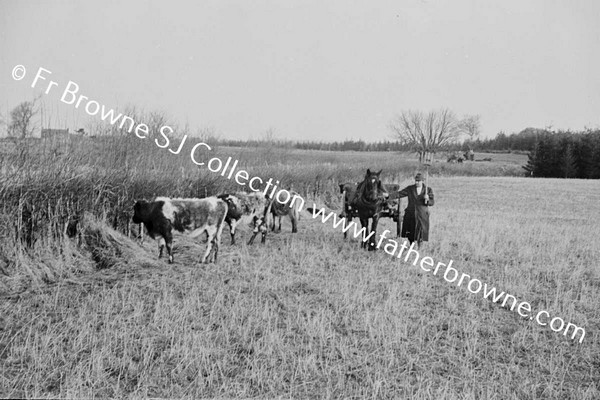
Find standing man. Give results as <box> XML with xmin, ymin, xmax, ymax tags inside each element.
<box><xmin>398</xmin><ymin>173</ymin><xmax>434</xmax><ymax>249</ymax></box>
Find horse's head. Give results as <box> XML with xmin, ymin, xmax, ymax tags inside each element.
<box><xmin>362</xmin><ymin>169</ymin><xmax>383</xmax><ymax>201</ymax></box>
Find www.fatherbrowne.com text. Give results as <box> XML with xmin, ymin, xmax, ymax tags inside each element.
<box><xmin>309</xmin><ymin>207</ymin><xmax>586</xmax><ymax>343</ymax></box>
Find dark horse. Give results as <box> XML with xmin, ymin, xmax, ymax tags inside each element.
<box><xmin>349</xmin><ymin>169</ymin><xmax>389</xmax><ymax>251</ymax></box>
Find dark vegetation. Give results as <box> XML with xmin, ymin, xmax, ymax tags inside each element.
<box><xmin>521</xmin><ymin>130</ymin><xmax>600</xmax><ymax>178</ymax></box>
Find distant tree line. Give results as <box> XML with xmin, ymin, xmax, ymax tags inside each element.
<box><xmin>218</xmin><ymin>138</ymin><xmax>413</xmax><ymax>152</ymax></box>
<box><xmin>218</xmin><ymin>127</ymin><xmax>577</xmax><ymax>155</ymax></box>
<box><xmin>460</xmin><ymin>128</ymin><xmax>545</xmax><ymax>152</ymax></box>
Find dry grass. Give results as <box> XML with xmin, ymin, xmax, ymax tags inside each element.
<box><xmin>0</xmin><ymin>137</ymin><xmax>598</xmax><ymax>399</ymax></box>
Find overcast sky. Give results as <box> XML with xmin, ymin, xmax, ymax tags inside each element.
<box><xmin>1</xmin><ymin>0</ymin><xmax>599</xmax><ymax>141</ymax></box>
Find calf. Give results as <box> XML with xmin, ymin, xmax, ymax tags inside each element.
<box><xmin>265</xmin><ymin>191</ymin><xmax>303</xmax><ymax>233</ymax></box>
<box><xmin>132</xmin><ymin>196</ymin><xmax>228</xmax><ymax>264</ymax></box>
<box><xmin>246</xmin><ymin>191</ymin><xmax>303</xmax><ymax>245</ymax></box>
<box><xmin>247</xmin><ymin>214</ymin><xmax>268</xmax><ymax>245</ymax></box>
<box><xmin>217</xmin><ymin>192</ymin><xmax>269</xmax><ymax>244</ymax></box>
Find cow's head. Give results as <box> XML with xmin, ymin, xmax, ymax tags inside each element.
<box><xmin>247</xmin><ymin>214</ymin><xmax>268</xmax><ymax>245</ymax></box>
<box><xmin>238</xmin><ymin>196</ymin><xmax>256</xmax><ymax>215</ymax></box>
<box><xmin>132</xmin><ymin>200</ymin><xmax>150</xmax><ymax>224</ymax></box>
<box><xmin>218</xmin><ymin>194</ymin><xmax>243</xmax><ymax>219</ymax></box>
<box><xmin>235</xmin><ymin>192</ymin><xmax>268</xmax><ymax>216</ymax></box>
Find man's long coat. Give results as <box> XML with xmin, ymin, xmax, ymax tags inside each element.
<box><xmin>398</xmin><ymin>184</ymin><xmax>434</xmax><ymax>242</ymax></box>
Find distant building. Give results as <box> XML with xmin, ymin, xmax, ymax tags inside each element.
<box><xmin>41</xmin><ymin>128</ymin><xmax>69</xmax><ymax>139</ymax></box>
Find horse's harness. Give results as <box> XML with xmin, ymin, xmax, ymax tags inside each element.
<box><xmin>350</xmin><ymin>179</ymin><xmax>388</xmax><ymax>214</ymax></box>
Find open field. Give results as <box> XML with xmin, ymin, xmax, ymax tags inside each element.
<box><xmin>0</xmin><ymin>137</ymin><xmax>599</xmax><ymax>398</ymax></box>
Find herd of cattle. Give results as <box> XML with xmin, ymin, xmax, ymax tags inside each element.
<box><xmin>131</xmin><ymin>177</ymin><xmax>404</xmax><ymax>264</ymax></box>
<box><xmin>131</xmin><ymin>191</ymin><xmax>302</xmax><ymax>264</ymax></box>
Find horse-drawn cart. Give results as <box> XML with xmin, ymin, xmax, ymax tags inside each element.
<box><xmin>339</xmin><ymin>182</ymin><xmax>402</xmax><ymax>237</ymax></box>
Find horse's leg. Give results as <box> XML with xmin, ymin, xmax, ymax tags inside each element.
<box><xmin>291</xmin><ymin>213</ymin><xmax>298</xmax><ymax>233</ymax></box>
<box><xmin>368</xmin><ymin>215</ymin><xmax>379</xmax><ymax>251</ymax></box>
<box><xmin>344</xmin><ymin>215</ymin><xmax>352</xmax><ymax>239</ymax></box>
<box><xmin>359</xmin><ymin>217</ymin><xmax>369</xmax><ymax>249</ymax></box>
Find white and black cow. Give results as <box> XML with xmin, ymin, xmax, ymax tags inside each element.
<box><xmin>132</xmin><ymin>196</ymin><xmax>228</xmax><ymax>264</ymax></box>
<box><xmin>217</xmin><ymin>192</ymin><xmax>269</xmax><ymax>244</ymax></box>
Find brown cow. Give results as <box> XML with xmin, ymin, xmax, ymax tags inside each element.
<box><xmin>265</xmin><ymin>191</ymin><xmax>303</xmax><ymax>233</ymax></box>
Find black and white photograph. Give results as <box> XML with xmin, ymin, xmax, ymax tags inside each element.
<box><xmin>1</xmin><ymin>1</ymin><xmax>599</xmax><ymax>398</ymax></box>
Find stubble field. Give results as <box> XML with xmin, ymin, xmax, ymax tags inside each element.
<box><xmin>0</xmin><ymin>137</ymin><xmax>599</xmax><ymax>399</ymax></box>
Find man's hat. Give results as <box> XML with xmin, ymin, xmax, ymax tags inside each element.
<box><xmin>415</xmin><ymin>173</ymin><xmax>424</xmax><ymax>181</ymax></box>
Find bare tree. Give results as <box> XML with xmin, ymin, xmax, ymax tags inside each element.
<box><xmin>261</xmin><ymin>127</ymin><xmax>277</xmax><ymax>142</ymax></box>
<box><xmin>460</xmin><ymin>115</ymin><xmax>481</xmax><ymax>140</ymax></box>
<box><xmin>115</xmin><ymin>104</ymin><xmax>141</xmax><ymax>136</ymax></box>
<box><xmin>8</xmin><ymin>100</ymin><xmax>39</xmax><ymax>138</ymax></box>
<box><xmin>147</xmin><ymin>110</ymin><xmax>170</xmax><ymax>137</ymax></box>
<box><xmin>197</xmin><ymin>126</ymin><xmax>220</xmax><ymax>142</ymax></box>
<box><xmin>389</xmin><ymin>108</ymin><xmax>464</xmax><ymax>160</ymax></box>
